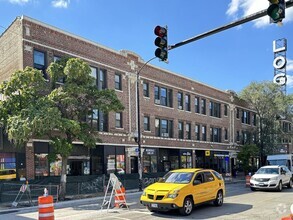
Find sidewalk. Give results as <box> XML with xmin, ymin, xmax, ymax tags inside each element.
<box><xmin>0</xmin><ymin>176</ymin><xmax>246</xmax><ymax>214</ymax></box>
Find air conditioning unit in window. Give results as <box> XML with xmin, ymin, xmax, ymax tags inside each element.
<box><xmin>155</xmin><ymin>99</ymin><xmax>161</xmax><ymax>104</ymax></box>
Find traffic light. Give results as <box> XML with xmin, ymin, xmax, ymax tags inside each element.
<box><xmin>154</xmin><ymin>25</ymin><xmax>168</xmax><ymax>62</ymax></box>
<box><xmin>267</xmin><ymin>0</ymin><xmax>286</xmax><ymax>23</ymax></box>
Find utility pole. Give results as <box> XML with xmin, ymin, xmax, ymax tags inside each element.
<box><xmin>169</xmin><ymin>0</ymin><xmax>293</xmax><ymax>51</ymax></box>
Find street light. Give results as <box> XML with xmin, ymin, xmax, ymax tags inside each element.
<box><xmin>134</xmin><ymin>57</ymin><xmax>156</xmax><ymax>192</ymax></box>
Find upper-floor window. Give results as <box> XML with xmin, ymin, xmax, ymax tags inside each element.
<box><xmin>115</xmin><ymin>112</ymin><xmax>123</xmax><ymax>128</ymax></box>
<box><xmin>185</xmin><ymin>94</ymin><xmax>191</xmax><ymax>111</ymax></box>
<box><xmin>33</xmin><ymin>50</ymin><xmax>47</xmax><ymax>79</ymax></box>
<box><xmin>144</xmin><ymin>116</ymin><xmax>150</xmax><ymax>131</ymax></box>
<box><xmin>224</xmin><ymin>105</ymin><xmax>228</xmax><ymax>116</ymax></box>
<box><xmin>236</xmin><ymin>131</ymin><xmax>240</xmax><ymax>142</ymax></box>
<box><xmin>195</xmin><ymin>124</ymin><xmax>200</xmax><ymax>140</ymax></box>
<box><xmin>252</xmin><ymin>113</ymin><xmax>257</xmax><ymax>126</ymax></box>
<box><xmin>283</xmin><ymin>122</ymin><xmax>291</xmax><ymax>132</ymax></box>
<box><xmin>242</xmin><ymin>110</ymin><xmax>250</xmax><ymax>124</ymax></box>
<box><xmin>210</xmin><ymin>101</ymin><xmax>221</xmax><ymax>118</ymax></box>
<box><xmin>91</xmin><ymin>67</ymin><xmax>107</xmax><ymax>90</ymax></box>
<box><xmin>143</xmin><ymin>82</ymin><xmax>149</xmax><ymax>97</ymax></box>
<box><xmin>236</xmin><ymin>108</ymin><xmax>240</xmax><ymax>119</ymax></box>
<box><xmin>210</xmin><ymin>127</ymin><xmax>221</xmax><ymax>143</ymax></box>
<box><xmin>202</xmin><ymin>125</ymin><xmax>207</xmax><ymax>141</ymax></box>
<box><xmin>154</xmin><ymin>85</ymin><xmax>173</xmax><ymax>107</ymax></box>
<box><xmin>115</xmin><ymin>73</ymin><xmax>122</xmax><ymax>90</ymax></box>
<box><xmin>195</xmin><ymin>97</ymin><xmax>200</xmax><ymax>113</ymax></box>
<box><xmin>88</xmin><ymin>109</ymin><xmax>108</xmax><ymax>132</ymax></box>
<box><xmin>186</xmin><ymin>123</ymin><xmax>191</xmax><ymax>140</ymax></box>
<box><xmin>201</xmin><ymin>99</ymin><xmax>206</xmax><ymax>115</ymax></box>
<box><xmin>53</xmin><ymin>56</ymin><xmax>65</xmax><ymax>84</ymax></box>
<box><xmin>177</xmin><ymin>92</ymin><xmax>183</xmax><ymax>110</ymax></box>
<box><xmin>178</xmin><ymin>121</ymin><xmax>184</xmax><ymax>139</ymax></box>
<box><xmin>155</xmin><ymin>118</ymin><xmax>173</xmax><ymax>138</ymax></box>
<box><xmin>224</xmin><ymin>128</ymin><xmax>228</xmax><ymax>140</ymax></box>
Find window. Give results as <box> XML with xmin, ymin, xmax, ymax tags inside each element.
<box><xmin>186</xmin><ymin>123</ymin><xmax>191</xmax><ymax>140</ymax></box>
<box><xmin>35</xmin><ymin>154</ymin><xmax>49</xmax><ymax>177</ymax></box>
<box><xmin>177</xmin><ymin>92</ymin><xmax>183</xmax><ymax>110</ymax></box>
<box><xmin>115</xmin><ymin>112</ymin><xmax>123</xmax><ymax>128</ymax></box>
<box><xmin>54</xmin><ymin>56</ymin><xmax>65</xmax><ymax>84</ymax></box>
<box><xmin>154</xmin><ymin>85</ymin><xmax>173</xmax><ymax>107</ymax></box>
<box><xmin>195</xmin><ymin>124</ymin><xmax>200</xmax><ymax>140</ymax></box>
<box><xmin>242</xmin><ymin>110</ymin><xmax>250</xmax><ymax>124</ymax></box>
<box><xmin>155</xmin><ymin>118</ymin><xmax>173</xmax><ymax>138</ymax></box>
<box><xmin>185</xmin><ymin>94</ymin><xmax>191</xmax><ymax>111</ymax></box>
<box><xmin>143</xmin><ymin>82</ymin><xmax>149</xmax><ymax>97</ymax></box>
<box><xmin>236</xmin><ymin>131</ymin><xmax>240</xmax><ymax>142</ymax></box>
<box><xmin>236</xmin><ymin>108</ymin><xmax>240</xmax><ymax>119</ymax></box>
<box><xmin>202</xmin><ymin>125</ymin><xmax>207</xmax><ymax>141</ymax></box>
<box><xmin>210</xmin><ymin>127</ymin><xmax>221</xmax><ymax>143</ymax></box>
<box><xmin>224</xmin><ymin>105</ymin><xmax>228</xmax><ymax>116</ymax></box>
<box><xmin>33</xmin><ymin>50</ymin><xmax>47</xmax><ymax>79</ymax></box>
<box><xmin>88</xmin><ymin>109</ymin><xmax>108</xmax><ymax>131</ymax></box>
<box><xmin>224</xmin><ymin>128</ymin><xmax>228</xmax><ymax>140</ymax></box>
<box><xmin>115</xmin><ymin>73</ymin><xmax>122</xmax><ymax>90</ymax></box>
<box><xmin>144</xmin><ymin>116</ymin><xmax>150</xmax><ymax>131</ymax></box>
<box><xmin>178</xmin><ymin>121</ymin><xmax>184</xmax><ymax>139</ymax></box>
<box><xmin>204</xmin><ymin>171</ymin><xmax>215</xmax><ymax>182</ymax></box>
<box><xmin>252</xmin><ymin>113</ymin><xmax>257</xmax><ymax>126</ymax></box>
<box><xmin>201</xmin><ymin>99</ymin><xmax>206</xmax><ymax>115</ymax></box>
<box><xmin>91</xmin><ymin>67</ymin><xmax>107</xmax><ymax>90</ymax></box>
<box><xmin>210</xmin><ymin>101</ymin><xmax>221</xmax><ymax>118</ymax></box>
<box><xmin>195</xmin><ymin>97</ymin><xmax>200</xmax><ymax>113</ymax></box>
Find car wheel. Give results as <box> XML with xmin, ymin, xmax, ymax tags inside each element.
<box><xmin>287</xmin><ymin>179</ymin><xmax>293</xmax><ymax>189</ymax></box>
<box><xmin>179</xmin><ymin>197</ymin><xmax>193</xmax><ymax>216</ymax></box>
<box><xmin>213</xmin><ymin>190</ymin><xmax>223</xmax><ymax>206</ymax></box>
<box><xmin>250</xmin><ymin>187</ymin><xmax>256</xmax><ymax>191</ymax></box>
<box><xmin>277</xmin><ymin>181</ymin><xmax>283</xmax><ymax>192</ymax></box>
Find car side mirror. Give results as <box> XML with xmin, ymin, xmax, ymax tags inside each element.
<box><xmin>193</xmin><ymin>180</ymin><xmax>201</xmax><ymax>185</ymax></box>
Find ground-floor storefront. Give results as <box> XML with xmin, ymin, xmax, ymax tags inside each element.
<box><xmin>1</xmin><ymin>141</ymin><xmax>238</xmax><ymax>180</ymax></box>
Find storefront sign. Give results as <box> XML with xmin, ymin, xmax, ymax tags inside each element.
<box><xmin>214</xmin><ymin>154</ymin><xmax>230</xmax><ymax>158</ymax></box>
<box><xmin>205</xmin><ymin>150</ymin><xmax>210</xmax><ymax>156</ymax></box>
<box><xmin>182</xmin><ymin>152</ymin><xmax>191</xmax><ymax>156</ymax></box>
<box><xmin>145</xmin><ymin>149</ymin><xmax>156</xmax><ymax>155</ymax></box>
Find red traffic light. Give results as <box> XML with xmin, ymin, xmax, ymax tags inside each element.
<box><xmin>154</xmin><ymin>26</ymin><xmax>167</xmax><ymax>37</ymax></box>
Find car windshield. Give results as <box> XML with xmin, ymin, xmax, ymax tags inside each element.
<box><xmin>160</xmin><ymin>172</ymin><xmax>194</xmax><ymax>184</ymax></box>
<box><xmin>256</xmin><ymin>168</ymin><xmax>279</xmax><ymax>174</ymax></box>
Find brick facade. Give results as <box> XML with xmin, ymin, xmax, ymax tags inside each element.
<box><xmin>0</xmin><ymin>16</ymin><xmax>263</xmax><ymax>179</ymax></box>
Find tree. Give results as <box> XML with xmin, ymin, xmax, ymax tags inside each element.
<box><xmin>0</xmin><ymin>58</ymin><xmax>124</xmax><ymax>200</ymax></box>
<box><xmin>237</xmin><ymin>144</ymin><xmax>259</xmax><ymax>175</ymax></box>
<box><xmin>239</xmin><ymin>81</ymin><xmax>293</xmax><ymax>165</ymax></box>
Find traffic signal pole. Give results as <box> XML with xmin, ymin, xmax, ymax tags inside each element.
<box><xmin>169</xmin><ymin>0</ymin><xmax>293</xmax><ymax>51</ymax></box>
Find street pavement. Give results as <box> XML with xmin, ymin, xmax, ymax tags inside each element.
<box><xmin>1</xmin><ymin>179</ymin><xmax>293</xmax><ymax>220</ymax></box>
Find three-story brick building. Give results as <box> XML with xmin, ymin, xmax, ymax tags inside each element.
<box><xmin>0</xmin><ymin>16</ymin><xmax>258</xmax><ymax>180</ymax></box>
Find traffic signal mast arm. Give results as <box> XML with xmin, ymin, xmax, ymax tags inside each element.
<box><xmin>168</xmin><ymin>0</ymin><xmax>293</xmax><ymax>51</ymax></box>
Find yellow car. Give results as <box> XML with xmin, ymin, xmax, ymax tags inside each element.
<box><xmin>140</xmin><ymin>168</ymin><xmax>225</xmax><ymax>216</ymax></box>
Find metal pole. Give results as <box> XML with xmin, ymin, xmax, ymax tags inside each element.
<box><xmin>136</xmin><ymin>57</ymin><xmax>156</xmax><ymax>191</ymax></box>
<box><xmin>169</xmin><ymin>0</ymin><xmax>293</xmax><ymax>51</ymax></box>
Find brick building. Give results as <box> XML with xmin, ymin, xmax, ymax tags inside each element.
<box><xmin>0</xmin><ymin>16</ymin><xmax>258</xmax><ymax>180</ymax></box>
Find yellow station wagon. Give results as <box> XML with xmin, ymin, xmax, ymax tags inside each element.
<box><xmin>140</xmin><ymin>168</ymin><xmax>225</xmax><ymax>216</ymax></box>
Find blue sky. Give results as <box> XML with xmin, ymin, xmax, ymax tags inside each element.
<box><xmin>1</xmin><ymin>0</ymin><xmax>293</xmax><ymax>94</ymax></box>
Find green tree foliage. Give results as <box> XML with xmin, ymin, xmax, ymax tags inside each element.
<box><xmin>0</xmin><ymin>58</ymin><xmax>124</xmax><ymax>200</ymax></box>
<box><xmin>239</xmin><ymin>81</ymin><xmax>293</xmax><ymax>164</ymax></box>
<box><xmin>237</xmin><ymin>144</ymin><xmax>259</xmax><ymax>175</ymax></box>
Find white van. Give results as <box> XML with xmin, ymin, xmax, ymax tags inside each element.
<box><xmin>267</xmin><ymin>154</ymin><xmax>293</xmax><ymax>174</ymax></box>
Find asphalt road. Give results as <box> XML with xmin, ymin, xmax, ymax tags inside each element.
<box><xmin>1</xmin><ymin>182</ymin><xmax>293</xmax><ymax>220</ymax></box>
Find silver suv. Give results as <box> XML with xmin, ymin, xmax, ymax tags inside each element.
<box><xmin>250</xmin><ymin>165</ymin><xmax>292</xmax><ymax>191</ymax></box>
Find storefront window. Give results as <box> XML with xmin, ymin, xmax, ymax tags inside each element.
<box><xmin>50</xmin><ymin>155</ymin><xmax>62</xmax><ymax>176</ymax></box>
<box><xmin>170</xmin><ymin>156</ymin><xmax>179</xmax><ymax>170</ymax></box>
<box><xmin>181</xmin><ymin>151</ymin><xmax>192</xmax><ymax>168</ymax></box>
<box><xmin>35</xmin><ymin>154</ymin><xmax>49</xmax><ymax>177</ymax></box>
<box><xmin>0</xmin><ymin>153</ymin><xmax>16</xmax><ymax>180</ymax></box>
<box><xmin>116</xmin><ymin>155</ymin><xmax>125</xmax><ymax>174</ymax></box>
<box><xmin>143</xmin><ymin>149</ymin><xmax>157</xmax><ymax>173</ymax></box>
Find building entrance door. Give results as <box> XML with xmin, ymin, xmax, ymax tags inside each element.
<box><xmin>130</xmin><ymin>156</ymin><xmax>138</xmax><ymax>173</ymax></box>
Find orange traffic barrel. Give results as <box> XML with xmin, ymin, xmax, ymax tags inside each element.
<box><xmin>281</xmin><ymin>214</ymin><xmax>293</xmax><ymax>220</ymax></box>
<box><xmin>38</xmin><ymin>195</ymin><xmax>54</xmax><ymax>220</ymax></box>
<box><xmin>114</xmin><ymin>187</ymin><xmax>126</xmax><ymax>208</ymax></box>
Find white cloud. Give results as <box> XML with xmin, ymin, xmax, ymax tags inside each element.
<box><xmin>9</xmin><ymin>0</ymin><xmax>30</xmax><ymax>4</ymax></box>
<box><xmin>226</xmin><ymin>0</ymin><xmax>293</xmax><ymax>28</ymax></box>
<box><xmin>51</xmin><ymin>0</ymin><xmax>70</xmax><ymax>8</ymax></box>
<box><xmin>285</xmin><ymin>59</ymin><xmax>293</xmax><ymax>88</ymax></box>
<box><xmin>287</xmin><ymin>59</ymin><xmax>293</xmax><ymax>72</ymax></box>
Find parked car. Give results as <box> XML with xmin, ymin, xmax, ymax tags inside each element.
<box><xmin>0</xmin><ymin>169</ymin><xmax>16</xmax><ymax>180</ymax></box>
<box><xmin>140</xmin><ymin>168</ymin><xmax>225</xmax><ymax>216</ymax></box>
<box><xmin>250</xmin><ymin>165</ymin><xmax>292</xmax><ymax>192</ymax></box>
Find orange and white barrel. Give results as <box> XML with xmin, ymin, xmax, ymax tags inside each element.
<box><xmin>38</xmin><ymin>195</ymin><xmax>54</xmax><ymax>220</ymax></box>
